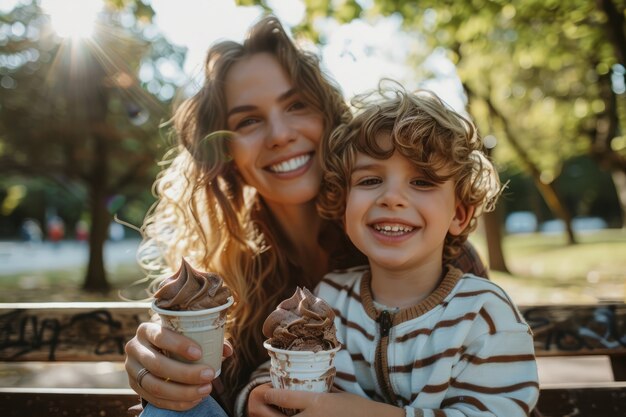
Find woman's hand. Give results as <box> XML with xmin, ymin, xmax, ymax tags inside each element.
<box><xmin>124</xmin><ymin>321</ymin><xmax>232</xmax><ymax>411</ymax></box>
<box><xmin>263</xmin><ymin>389</ymin><xmax>405</xmax><ymax>417</ymax></box>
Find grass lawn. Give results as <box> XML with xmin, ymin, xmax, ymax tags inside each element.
<box><xmin>0</xmin><ymin>262</ymin><xmax>150</xmax><ymax>302</ymax></box>
<box><xmin>1</xmin><ymin>229</ymin><xmax>625</xmax><ymax>305</ymax></box>
<box><xmin>471</xmin><ymin>228</ymin><xmax>626</xmax><ymax>305</ymax></box>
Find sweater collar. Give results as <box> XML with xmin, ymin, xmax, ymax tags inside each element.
<box><xmin>359</xmin><ymin>265</ymin><xmax>464</xmax><ymax>325</ymax></box>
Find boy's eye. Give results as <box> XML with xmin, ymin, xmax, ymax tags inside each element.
<box><xmin>354</xmin><ymin>177</ymin><xmax>381</xmax><ymax>186</ymax></box>
<box><xmin>412</xmin><ymin>179</ymin><xmax>435</xmax><ymax>188</ymax></box>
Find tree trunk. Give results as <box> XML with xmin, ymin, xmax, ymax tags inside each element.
<box><xmin>480</xmin><ymin>93</ymin><xmax>577</xmax><ymax>244</ymax></box>
<box><xmin>83</xmin><ymin>187</ymin><xmax>111</xmax><ymax>292</ymax></box>
<box><xmin>82</xmin><ymin>131</ymin><xmax>111</xmax><ymax>292</ymax></box>
<box><xmin>597</xmin><ymin>0</ymin><xmax>626</xmax><ymax>67</ymax></box>
<box><xmin>590</xmin><ymin>69</ymin><xmax>626</xmax><ymax>229</ymax></box>
<box><xmin>611</xmin><ymin>169</ymin><xmax>626</xmax><ymax>228</ymax></box>
<box><xmin>462</xmin><ymin>84</ymin><xmax>510</xmax><ymax>271</ymax></box>
<box><xmin>483</xmin><ymin>206</ymin><xmax>509</xmax><ymax>273</ymax></box>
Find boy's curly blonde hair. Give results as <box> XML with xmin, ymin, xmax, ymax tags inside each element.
<box><xmin>317</xmin><ymin>84</ymin><xmax>501</xmax><ymax>260</ymax></box>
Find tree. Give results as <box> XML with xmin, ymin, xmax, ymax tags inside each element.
<box><xmin>245</xmin><ymin>0</ymin><xmax>626</xmax><ymax>268</ymax></box>
<box><xmin>367</xmin><ymin>0</ymin><xmax>626</xmax><ymax>234</ymax></box>
<box><xmin>0</xmin><ymin>1</ymin><xmax>186</xmax><ymax>291</ymax></box>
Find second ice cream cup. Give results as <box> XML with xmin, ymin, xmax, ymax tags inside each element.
<box><xmin>264</xmin><ymin>341</ymin><xmax>340</xmax><ymax>415</ymax></box>
<box><xmin>151</xmin><ymin>297</ymin><xmax>233</xmax><ymax>376</ymax></box>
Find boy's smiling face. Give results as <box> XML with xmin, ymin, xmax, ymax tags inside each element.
<box><xmin>345</xmin><ymin>133</ymin><xmax>470</xmax><ymax>273</ymax></box>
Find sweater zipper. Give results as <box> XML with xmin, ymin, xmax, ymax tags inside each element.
<box><xmin>375</xmin><ymin>310</ymin><xmax>397</xmax><ymax>404</ymax></box>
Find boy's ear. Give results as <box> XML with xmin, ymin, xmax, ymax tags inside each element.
<box><xmin>449</xmin><ymin>203</ymin><xmax>475</xmax><ymax>236</ymax></box>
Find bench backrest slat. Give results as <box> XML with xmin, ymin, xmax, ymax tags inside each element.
<box><xmin>522</xmin><ymin>303</ymin><xmax>626</xmax><ymax>357</ymax></box>
<box><xmin>1</xmin><ymin>302</ymin><xmax>625</xmax><ymax>362</ymax></box>
<box><xmin>0</xmin><ymin>303</ymin><xmax>151</xmax><ymax>362</ymax></box>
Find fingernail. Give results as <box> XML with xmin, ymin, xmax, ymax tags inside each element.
<box><xmin>198</xmin><ymin>384</ymin><xmax>212</xmax><ymax>394</ymax></box>
<box><xmin>201</xmin><ymin>369</ymin><xmax>214</xmax><ymax>380</ymax></box>
<box><xmin>187</xmin><ymin>346</ymin><xmax>202</xmax><ymax>359</ymax></box>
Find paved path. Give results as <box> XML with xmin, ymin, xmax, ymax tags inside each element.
<box><xmin>0</xmin><ymin>239</ymin><xmax>140</xmax><ymax>275</ymax></box>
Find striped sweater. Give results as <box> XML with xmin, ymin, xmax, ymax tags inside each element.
<box><xmin>319</xmin><ymin>265</ymin><xmax>539</xmax><ymax>417</ymax></box>
<box><xmin>235</xmin><ymin>265</ymin><xmax>539</xmax><ymax>417</ymax></box>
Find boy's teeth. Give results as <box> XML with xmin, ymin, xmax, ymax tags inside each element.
<box><xmin>269</xmin><ymin>154</ymin><xmax>310</xmax><ymax>173</ymax></box>
<box><xmin>373</xmin><ymin>224</ymin><xmax>414</xmax><ymax>233</ymax></box>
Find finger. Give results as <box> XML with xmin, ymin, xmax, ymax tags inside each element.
<box><xmin>265</xmin><ymin>406</ymin><xmax>289</xmax><ymax>417</ymax></box>
<box><xmin>134</xmin><ymin>323</ymin><xmax>217</xmax><ymax>384</ymax></box>
<box><xmin>136</xmin><ymin>382</ymin><xmax>205</xmax><ymax>412</ymax></box>
<box><xmin>249</xmin><ymin>403</ymin><xmax>287</xmax><ymax>417</ymax></box>
<box><xmin>223</xmin><ymin>339</ymin><xmax>234</xmax><ymax>358</ymax></box>
<box><xmin>140</xmin><ymin>322</ymin><xmax>203</xmax><ymax>361</ymax></box>
<box><xmin>133</xmin><ymin>340</ymin><xmax>216</xmax><ymax>385</ymax></box>
<box><xmin>264</xmin><ymin>388</ymin><xmax>316</xmax><ymax>410</ymax></box>
<box><xmin>128</xmin><ymin>376</ymin><xmax>205</xmax><ymax>411</ymax></box>
<box><xmin>126</xmin><ymin>356</ymin><xmax>213</xmax><ymax>407</ymax></box>
<box><xmin>125</xmin><ymin>331</ymin><xmax>216</xmax><ymax>408</ymax></box>
<box><xmin>248</xmin><ymin>384</ymin><xmax>288</xmax><ymax>417</ymax></box>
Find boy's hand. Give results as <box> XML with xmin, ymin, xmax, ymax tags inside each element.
<box><xmin>248</xmin><ymin>383</ymin><xmax>286</xmax><ymax>417</ymax></box>
<box><xmin>263</xmin><ymin>389</ymin><xmax>405</xmax><ymax>417</ymax></box>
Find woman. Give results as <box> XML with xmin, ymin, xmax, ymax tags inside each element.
<box><xmin>124</xmin><ymin>15</ymin><xmax>488</xmax><ymax>416</ymax></box>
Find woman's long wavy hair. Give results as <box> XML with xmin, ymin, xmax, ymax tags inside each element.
<box><xmin>138</xmin><ymin>16</ymin><xmax>350</xmax><ymax>402</ymax></box>
<box><xmin>318</xmin><ymin>84</ymin><xmax>501</xmax><ymax>260</ymax></box>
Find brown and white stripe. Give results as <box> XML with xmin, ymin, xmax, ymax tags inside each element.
<box><xmin>315</xmin><ymin>266</ymin><xmax>539</xmax><ymax>417</ymax></box>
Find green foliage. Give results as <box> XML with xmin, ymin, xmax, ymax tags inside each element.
<box><xmin>0</xmin><ymin>0</ymin><xmax>185</xmax><ymax>288</ymax></box>
<box><xmin>236</xmin><ymin>0</ymin><xmax>363</xmax><ymax>41</ymax></box>
<box><xmin>0</xmin><ymin>1</ymin><xmax>182</xmax><ymax>231</ymax></box>
<box><xmin>294</xmin><ymin>0</ymin><xmax>625</xmax><ymax>225</ymax></box>
<box><xmin>500</xmin><ymin>155</ymin><xmax>622</xmax><ymax>226</ymax></box>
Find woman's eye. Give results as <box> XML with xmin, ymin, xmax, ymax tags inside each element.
<box><xmin>288</xmin><ymin>101</ymin><xmax>307</xmax><ymax>111</ymax></box>
<box><xmin>234</xmin><ymin>117</ymin><xmax>258</xmax><ymax>130</ymax></box>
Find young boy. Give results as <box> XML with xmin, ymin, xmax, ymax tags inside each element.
<box><xmin>243</xmin><ymin>87</ymin><xmax>539</xmax><ymax>417</ymax></box>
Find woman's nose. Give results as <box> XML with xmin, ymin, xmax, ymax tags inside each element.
<box><xmin>266</xmin><ymin>114</ymin><xmax>295</xmax><ymax>148</ymax></box>
<box><xmin>376</xmin><ymin>183</ymin><xmax>408</xmax><ymax>208</ymax></box>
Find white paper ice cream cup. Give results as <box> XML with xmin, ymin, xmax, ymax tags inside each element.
<box><xmin>151</xmin><ymin>297</ymin><xmax>233</xmax><ymax>376</ymax></box>
<box><xmin>264</xmin><ymin>340</ymin><xmax>340</xmax><ymax>415</ymax></box>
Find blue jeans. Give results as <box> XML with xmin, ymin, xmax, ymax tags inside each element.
<box><xmin>141</xmin><ymin>396</ymin><xmax>229</xmax><ymax>417</ymax></box>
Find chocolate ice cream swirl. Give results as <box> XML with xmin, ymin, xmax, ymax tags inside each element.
<box><xmin>154</xmin><ymin>258</ymin><xmax>231</xmax><ymax>311</ymax></box>
<box><xmin>263</xmin><ymin>287</ymin><xmax>339</xmax><ymax>351</ymax></box>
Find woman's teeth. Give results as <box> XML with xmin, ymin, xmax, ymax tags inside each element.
<box><xmin>373</xmin><ymin>224</ymin><xmax>414</xmax><ymax>235</ymax></box>
<box><xmin>268</xmin><ymin>154</ymin><xmax>311</xmax><ymax>173</ymax></box>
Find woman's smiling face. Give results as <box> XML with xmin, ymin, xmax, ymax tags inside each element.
<box><xmin>225</xmin><ymin>53</ymin><xmax>324</xmax><ymax>206</ymax></box>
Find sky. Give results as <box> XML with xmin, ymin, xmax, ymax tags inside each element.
<box><xmin>3</xmin><ymin>0</ymin><xmax>466</xmax><ymax>110</ymax></box>
<box><xmin>148</xmin><ymin>0</ymin><xmax>429</xmax><ymax>100</ymax></box>
<box><xmin>147</xmin><ymin>0</ymin><xmax>466</xmax><ymax>109</ymax></box>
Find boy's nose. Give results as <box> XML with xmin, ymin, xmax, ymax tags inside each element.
<box><xmin>376</xmin><ymin>184</ymin><xmax>408</xmax><ymax>208</ymax></box>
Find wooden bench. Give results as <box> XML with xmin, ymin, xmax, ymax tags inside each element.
<box><xmin>0</xmin><ymin>302</ymin><xmax>150</xmax><ymax>417</ymax></box>
<box><xmin>524</xmin><ymin>303</ymin><xmax>626</xmax><ymax>416</ymax></box>
<box><xmin>1</xmin><ymin>302</ymin><xmax>625</xmax><ymax>417</ymax></box>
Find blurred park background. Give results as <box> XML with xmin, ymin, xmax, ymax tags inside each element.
<box><xmin>1</xmin><ymin>0</ymin><xmax>625</xmax><ymax>305</ymax></box>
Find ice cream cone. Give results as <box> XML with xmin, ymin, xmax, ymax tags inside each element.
<box><xmin>264</xmin><ymin>341</ymin><xmax>340</xmax><ymax>416</ymax></box>
<box><xmin>151</xmin><ymin>296</ymin><xmax>233</xmax><ymax>376</ymax></box>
